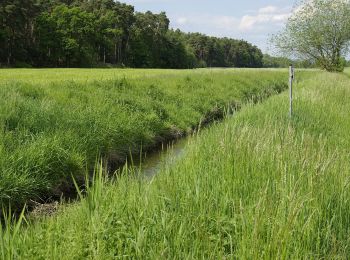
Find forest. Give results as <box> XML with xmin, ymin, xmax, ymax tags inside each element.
<box><xmin>0</xmin><ymin>0</ymin><xmax>264</xmax><ymax>68</ymax></box>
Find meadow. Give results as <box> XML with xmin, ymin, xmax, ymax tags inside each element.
<box><xmin>1</xmin><ymin>68</ymin><xmax>349</xmax><ymax>258</ymax></box>
<box><xmin>345</xmin><ymin>67</ymin><xmax>350</xmax><ymax>76</ymax></box>
<box><xmin>0</xmin><ymin>69</ymin><xmax>287</xmax><ymax>209</ymax></box>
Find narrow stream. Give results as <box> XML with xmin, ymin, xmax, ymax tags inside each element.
<box><xmin>29</xmin><ymin>137</ymin><xmax>191</xmax><ymax>218</ymax></box>
<box><xmin>27</xmin><ymin>88</ymin><xmax>285</xmax><ymax>218</ymax></box>
<box><xmin>134</xmin><ymin>137</ymin><xmax>190</xmax><ymax>178</ymax></box>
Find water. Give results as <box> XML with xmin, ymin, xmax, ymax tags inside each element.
<box><xmin>136</xmin><ymin>137</ymin><xmax>190</xmax><ymax>178</ymax></box>
<box><xmin>28</xmin><ymin>136</ymin><xmax>190</xmax><ymax>218</ymax></box>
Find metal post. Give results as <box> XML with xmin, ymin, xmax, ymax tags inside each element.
<box><xmin>289</xmin><ymin>65</ymin><xmax>294</xmax><ymax>118</ymax></box>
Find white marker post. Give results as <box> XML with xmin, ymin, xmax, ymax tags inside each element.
<box><xmin>289</xmin><ymin>65</ymin><xmax>294</xmax><ymax>118</ymax></box>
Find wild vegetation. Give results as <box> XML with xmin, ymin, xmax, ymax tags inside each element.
<box><xmin>1</xmin><ymin>0</ymin><xmax>350</xmax><ymax>258</ymax></box>
<box><xmin>262</xmin><ymin>54</ymin><xmax>316</xmax><ymax>69</ymax></box>
<box><xmin>0</xmin><ymin>69</ymin><xmax>287</xmax><ymax>210</ymax></box>
<box><xmin>1</xmin><ymin>69</ymin><xmax>350</xmax><ymax>258</ymax></box>
<box><xmin>0</xmin><ymin>0</ymin><xmax>263</xmax><ymax>68</ymax></box>
<box><xmin>273</xmin><ymin>0</ymin><xmax>350</xmax><ymax>72</ymax></box>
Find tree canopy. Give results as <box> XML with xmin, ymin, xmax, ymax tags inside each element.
<box><xmin>0</xmin><ymin>0</ymin><xmax>263</xmax><ymax>68</ymax></box>
<box><xmin>273</xmin><ymin>0</ymin><xmax>350</xmax><ymax>72</ymax></box>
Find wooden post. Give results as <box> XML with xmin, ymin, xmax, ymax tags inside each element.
<box><xmin>289</xmin><ymin>65</ymin><xmax>294</xmax><ymax>118</ymax></box>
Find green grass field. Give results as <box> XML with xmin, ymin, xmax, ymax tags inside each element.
<box><xmin>0</xmin><ymin>68</ymin><xmax>286</xmax><ymax>84</ymax></box>
<box><xmin>0</xmin><ymin>68</ymin><xmax>194</xmax><ymax>84</ymax></box>
<box><xmin>0</xmin><ymin>69</ymin><xmax>287</xmax><ymax>209</ymax></box>
<box><xmin>1</xmin><ymin>68</ymin><xmax>350</xmax><ymax>259</ymax></box>
<box><xmin>345</xmin><ymin>67</ymin><xmax>350</xmax><ymax>77</ymax></box>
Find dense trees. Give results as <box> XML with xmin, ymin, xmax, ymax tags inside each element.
<box><xmin>0</xmin><ymin>0</ymin><xmax>263</xmax><ymax>68</ymax></box>
<box><xmin>262</xmin><ymin>54</ymin><xmax>291</xmax><ymax>68</ymax></box>
<box><xmin>184</xmin><ymin>33</ymin><xmax>263</xmax><ymax>68</ymax></box>
<box><xmin>0</xmin><ymin>0</ymin><xmax>41</xmax><ymax>66</ymax></box>
<box><xmin>262</xmin><ymin>54</ymin><xmax>317</xmax><ymax>68</ymax></box>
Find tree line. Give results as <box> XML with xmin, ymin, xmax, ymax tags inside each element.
<box><xmin>262</xmin><ymin>54</ymin><xmax>317</xmax><ymax>69</ymax></box>
<box><xmin>0</xmin><ymin>0</ymin><xmax>263</xmax><ymax>68</ymax></box>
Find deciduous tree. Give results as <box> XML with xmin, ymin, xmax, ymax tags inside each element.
<box><xmin>273</xmin><ymin>0</ymin><xmax>350</xmax><ymax>72</ymax></box>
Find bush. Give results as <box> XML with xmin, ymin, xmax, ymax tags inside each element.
<box><xmin>13</xmin><ymin>62</ymin><xmax>33</xmax><ymax>68</ymax></box>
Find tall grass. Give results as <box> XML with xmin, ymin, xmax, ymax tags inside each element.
<box><xmin>0</xmin><ymin>69</ymin><xmax>287</xmax><ymax>210</ymax></box>
<box><xmin>345</xmin><ymin>67</ymin><xmax>350</xmax><ymax>77</ymax></box>
<box><xmin>1</xmin><ymin>70</ymin><xmax>349</xmax><ymax>258</ymax></box>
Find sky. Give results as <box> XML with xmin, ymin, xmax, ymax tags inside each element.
<box><xmin>120</xmin><ymin>0</ymin><xmax>296</xmax><ymax>54</ymax></box>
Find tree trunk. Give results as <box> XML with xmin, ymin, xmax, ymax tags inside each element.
<box><xmin>125</xmin><ymin>35</ymin><xmax>130</xmax><ymax>64</ymax></box>
<box><xmin>7</xmin><ymin>52</ymin><xmax>11</xmax><ymax>66</ymax></box>
<box><xmin>7</xmin><ymin>35</ymin><xmax>12</xmax><ymax>65</ymax></box>
<box><xmin>118</xmin><ymin>44</ymin><xmax>121</xmax><ymax>64</ymax></box>
<box><xmin>104</xmin><ymin>47</ymin><xmax>106</xmax><ymax>64</ymax></box>
<box><xmin>114</xmin><ymin>43</ymin><xmax>117</xmax><ymax>64</ymax></box>
<box><xmin>7</xmin><ymin>44</ymin><xmax>11</xmax><ymax>66</ymax></box>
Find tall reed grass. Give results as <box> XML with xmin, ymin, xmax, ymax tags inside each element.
<box><xmin>0</xmin><ymin>69</ymin><xmax>287</xmax><ymax>209</ymax></box>
<box><xmin>2</xmin><ymin>70</ymin><xmax>349</xmax><ymax>258</ymax></box>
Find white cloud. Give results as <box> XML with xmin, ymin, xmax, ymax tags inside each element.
<box><xmin>212</xmin><ymin>15</ymin><xmax>240</xmax><ymax>30</ymax></box>
<box><xmin>176</xmin><ymin>17</ymin><xmax>188</xmax><ymax>25</ymax></box>
<box><xmin>171</xmin><ymin>5</ymin><xmax>291</xmax><ymax>34</ymax></box>
<box><xmin>259</xmin><ymin>5</ymin><xmax>278</xmax><ymax>14</ymax></box>
<box><xmin>171</xmin><ymin>13</ymin><xmax>239</xmax><ymax>32</ymax></box>
<box><xmin>169</xmin><ymin>5</ymin><xmax>292</xmax><ymax>53</ymax></box>
<box><xmin>239</xmin><ymin>5</ymin><xmax>291</xmax><ymax>31</ymax></box>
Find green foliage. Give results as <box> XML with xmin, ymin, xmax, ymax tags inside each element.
<box><xmin>2</xmin><ymin>70</ymin><xmax>350</xmax><ymax>258</ymax></box>
<box><xmin>0</xmin><ymin>1</ymin><xmax>263</xmax><ymax>68</ymax></box>
<box><xmin>263</xmin><ymin>54</ymin><xmax>317</xmax><ymax>68</ymax></box>
<box><xmin>273</xmin><ymin>0</ymin><xmax>350</xmax><ymax>72</ymax></box>
<box><xmin>50</xmin><ymin>4</ymin><xmax>97</xmax><ymax>66</ymax></box>
<box><xmin>184</xmin><ymin>33</ymin><xmax>263</xmax><ymax>68</ymax></box>
<box><xmin>263</xmin><ymin>54</ymin><xmax>292</xmax><ymax>68</ymax></box>
<box><xmin>0</xmin><ymin>0</ymin><xmax>41</xmax><ymax>66</ymax></box>
<box><xmin>0</xmin><ymin>68</ymin><xmax>287</xmax><ymax>209</ymax></box>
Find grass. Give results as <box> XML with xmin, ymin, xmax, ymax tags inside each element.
<box><xmin>1</xmin><ymin>69</ymin><xmax>349</xmax><ymax>258</ymax></box>
<box><xmin>345</xmin><ymin>67</ymin><xmax>350</xmax><ymax>77</ymax></box>
<box><xmin>0</xmin><ymin>68</ymin><xmax>287</xmax><ymax>209</ymax></box>
<box><xmin>0</xmin><ymin>68</ymin><xmax>286</xmax><ymax>85</ymax></box>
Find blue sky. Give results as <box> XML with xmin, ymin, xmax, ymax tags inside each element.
<box><xmin>120</xmin><ymin>0</ymin><xmax>296</xmax><ymax>53</ymax></box>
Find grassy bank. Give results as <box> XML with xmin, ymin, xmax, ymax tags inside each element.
<box><xmin>1</xmin><ymin>70</ymin><xmax>349</xmax><ymax>258</ymax></box>
<box><xmin>0</xmin><ymin>69</ymin><xmax>287</xmax><ymax>209</ymax></box>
